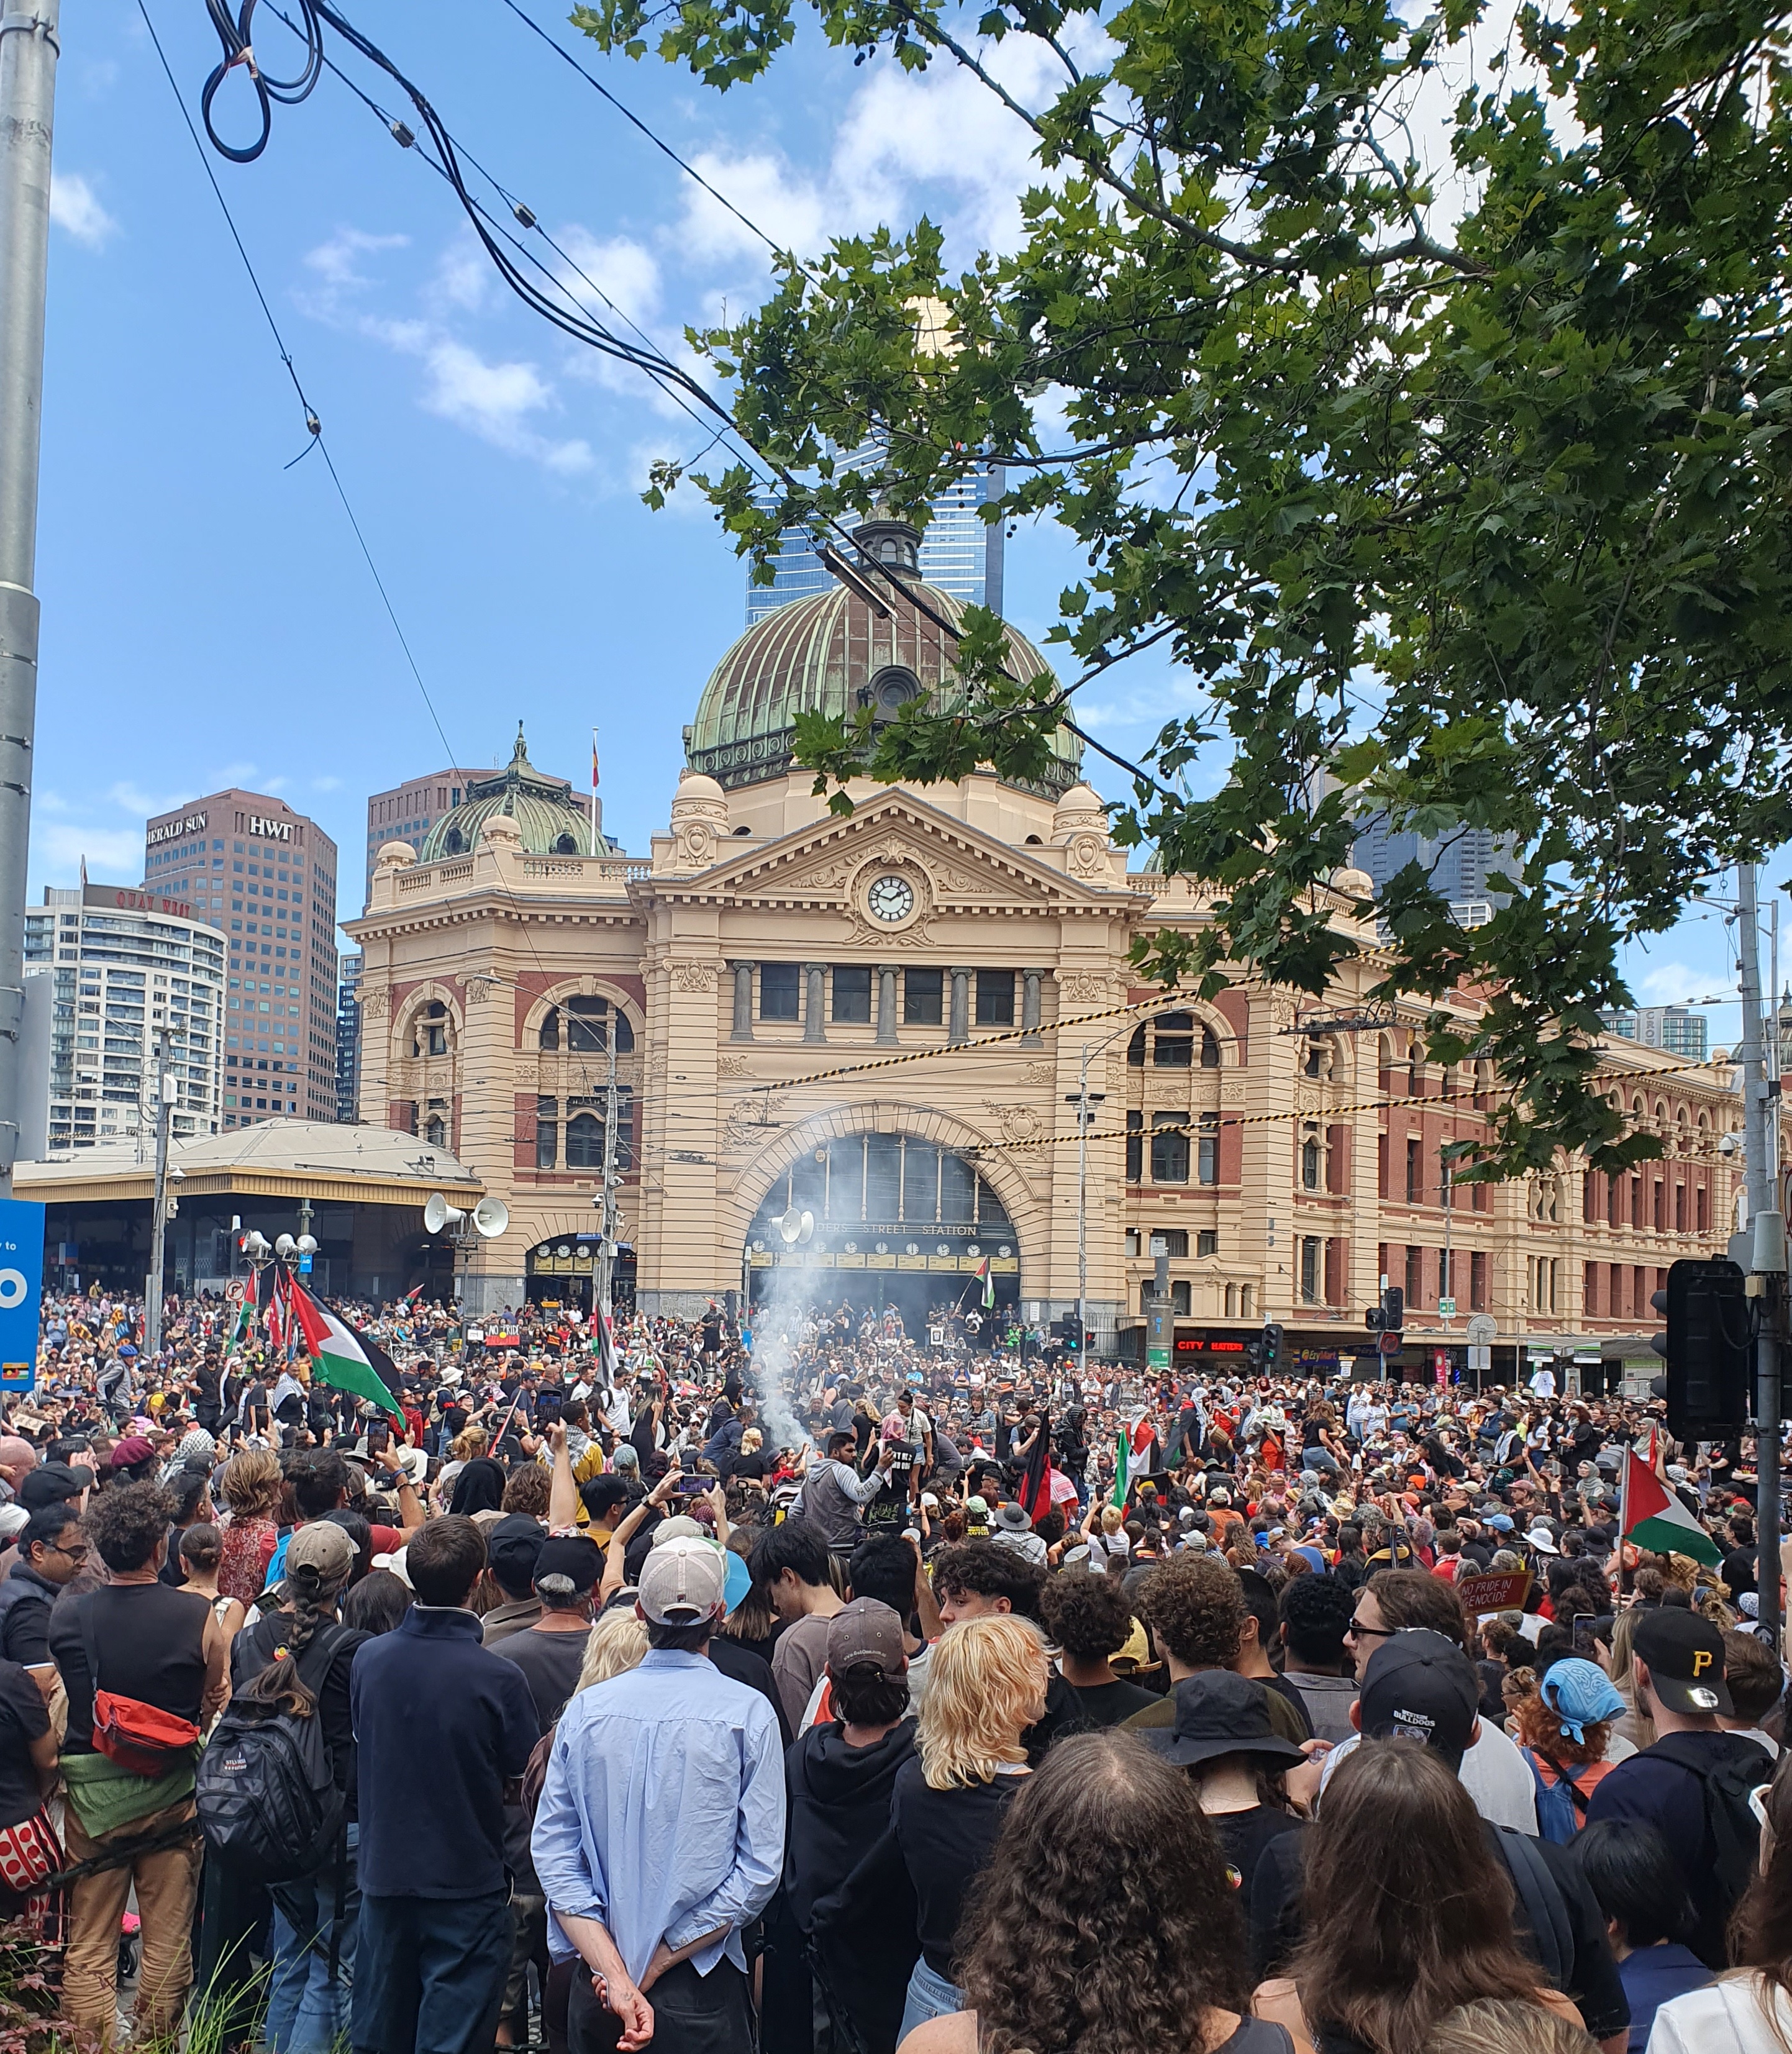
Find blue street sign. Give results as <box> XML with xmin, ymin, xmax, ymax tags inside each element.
<box><xmin>298</xmin><ymin>1254</ymin><xmax>313</xmax><ymax>1273</ymax></box>
<box><xmin>0</xmin><ymin>1199</ymin><xmax>45</xmax><ymax>1393</ymax></box>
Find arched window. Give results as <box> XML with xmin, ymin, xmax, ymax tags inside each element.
<box><xmin>411</xmin><ymin>1000</ymin><xmax>448</xmax><ymax>1058</ymax></box>
<box><xmin>553</xmin><ymin>832</ymin><xmax>578</xmax><ymax>855</ymax></box>
<box><xmin>1201</xmin><ymin>1026</ymin><xmax>1221</xmax><ymax>1068</ymax></box>
<box><xmin>1408</xmin><ymin>1042</ymin><xmax>1424</xmax><ymax>1097</ymax></box>
<box><xmin>443</xmin><ymin>826</ymin><xmax>465</xmax><ymax>855</ymax></box>
<box><xmin>1301</xmin><ymin>1134</ymin><xmax>1322</xmax><ymax>1189</ymax></box>
<box><xmin>563</xmin><ymin>994</ymin><xmax>635</xmax><ymax>1055</ymax></box>
<box><xmin>565</xmin><ymin>1114</ymin><xmax>604</xmax><ymax>1168</ymax></box>
<box><xmin>539</xmin><ymin>1007</ymin><xmax>560</xmax><ymax>1051</ymax></box>
<box><xmin>424</xmin><ymin>1114</ymin><xmax>445</xmax><ymax>1148</ymax></box>
<box><xmin>1127</xmin><ymin>1026</ymin><xmax>1147</xmax><ymax>1066</ymax></box>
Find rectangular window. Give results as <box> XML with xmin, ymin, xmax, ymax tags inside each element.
<box><xmin>904</xmin><ymin>969</ymin><xmax>944</xmax><ymax>1025</ymax></box>
<box><xmin>1468</xmin><ymin>1249</ymin><xmax>1488</xmax><ymax>1311</ymax></box>
<box><xmin>1152</xmin><ymin>1012</ymin><xmax>1194</xmax><ymax>1066</ymax></box>
<box><xmin>832</xmin><ymin>966</ymin><xmax>873</xmax><ymax>1024</ymax></box>
<box><xmin>1405</xmin><ymin>1243</ymin><xmax>1423</xmax><ymax>1307</ymax></box>
<box><xmin>1196</xmin><ymin>1228</ymin><xmax>1217</xmax><ymax>1258</ymax></box>
<box><xmin>1406</xmin><ymin>1137</ymin><xmax>1423</xmax><ymax>1203</ymax></box>
<box><xmin>1151</xmin><ymin>1111</ymin><xmax>1189</xmax><ymax>1184</ymax></box>
<box><xmin>1126</xmin><ymin>1111</ymin><xmax>1144</xmax><ymax>1183</ymax></box>
<box><xmin>1153</xmin><ymin>1229</ymin><xmax>1189</xmax><ymax>1258</ymax></box>
<box><xmin>535</xmin><ymin>1096</ymin><xmax>557</xmax><ymax>1171</ymax></box>
<box><xmin>1301</xmin><ymin>1236</ymin><xmax>1321</xmax><ymax>1305</ymax></box>
<box><xmin>1585</xmin><ymin>1261</ymin><xmax>1599</xmax><ymax>1317</ymax></box>
<box><xmin>975</xmin><ymin>970</ymin><xmax>1015</xmax><ymax>1027</ymax></box>
<box><xmin>760</xmin><ymin>963</ymin><xmax>801</xmax><ymax>1021</ymax></box>
<box><xmin>1171</xmin><ymin>1280</ymin><xmax>1191</xmax><ymax>1316</ymax></box>
<box><xmin>1696</xmin><ymin>1184</ymin><xmax>1709</xmax><ymax>1232</ymax></box>
<box><xmin>1675</xmin><ymin>1183</ymin><xmax>1686</xmax><ymax>1232</ymax></box>
<box><xmin>1197</xmin><ymin>1112</ymin><xmax>1219</xmax><ymax>1185</ymax></box>
<box><xmin>1439</xmin><ymin>1247</ymin><xmax>1452</xmax><ymax>1302</ymax></box>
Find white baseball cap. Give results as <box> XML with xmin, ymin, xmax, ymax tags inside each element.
<box><xmin>637</xmin><ymin>1536</ymin><xmax>727</xmax><ymax>1624</ymax></box>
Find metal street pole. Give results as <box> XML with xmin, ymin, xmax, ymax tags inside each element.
<box><xmin>0</xmin><ymin>0</ymin><xmax>57</xmax><ymax>1198</ymax></box>
<box><xmin>1077</xmin><ymin>1043</ymin><xmax>1091</xmax><ymax>1386</ymax></box>
<box><xmin>145</xmin><ymin>1035</ymin><xmax>173</xmax><ymax>1356</ymax></box>
<box><xmin>1737</xmin><ymin>863</ymin><xmax>1785</xmax><ymax>1651</ymax></box>
<box><xmin>595</xmin><ymin>1034</ymin><xmax>619</xmax><ymax>1384</ymax></box>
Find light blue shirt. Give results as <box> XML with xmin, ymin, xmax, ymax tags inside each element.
<box><xmin>530</xmin><ymin>1648</ymin><xmax>785</xmax><ymax>1985</ymax></box>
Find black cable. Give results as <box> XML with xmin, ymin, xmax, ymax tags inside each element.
<box><xmin>493</xmin><ymin>0</ymin><xmax>814</xmax><ymax>276</ymax></box>
<box><xmin>139</xmin><ymin>0</ymin><xmax>460</xmax><ymax>772</ymax></box>
<box><xmin>189</xmin><ymin>0</ymin><xmax>1181</xmax><ymax>799</ymax></box>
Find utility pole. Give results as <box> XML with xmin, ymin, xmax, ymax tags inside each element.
<box><xmin>0</xmin><ymin>0</ymin><xmax>58</xmax><ymax>1199</ymax></box>
<box><xmin>1737</xmin><ymin>862</ymin><xmax>1786</xmax><ymax>1651</ymax></box>
<box><xmin>594</xmin><ymin>1034</ymin><xmax>619</xmax><ymax>1384</ymax></box>
<box><xmin>145</xmin><ymin>1032</ymin><xmax>175</xmax><ymax>1356</ymax></box>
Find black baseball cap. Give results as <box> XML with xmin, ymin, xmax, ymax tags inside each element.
<box><xmin>1358</xmin><ymin>1629</ymin><xmax>1480</xmax><ymax>1771</ymax></box>
<box><xmin>19</xmin><ymin>1462</ymin><xmax>94</xmax><ymax>1511</ymax></box>
<box><xmin>1140</xmin><ymin>1670</ymin><xmax>1308</xmax><ymax>1772</ymax></box>
<box><xmin>1633</xmin><ymin>1608</ymin><xmax>1732</xmax><ymax>1717</ymax></box>
<box><xmin>533</xmin><ymin>1534</ymin><xmax>602</xmax><ymax>1596</ymax></box>
<box><xmin>485</xmin><ymin>1514</ymin><xmax>547</xmax><ymax>1596</ymax></box>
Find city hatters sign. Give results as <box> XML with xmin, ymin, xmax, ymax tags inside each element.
<box><xmin>248</xmin><ymin>816</ymin><xmax>294</xmax><ymax>841</ymax></box>
<box><xmin>147</xmin><ymin>812</ymin><xmax>207</xmax><ymax>847</ymax></box>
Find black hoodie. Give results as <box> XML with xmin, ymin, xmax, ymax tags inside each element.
<box><xmin>791</xmin><ymin>1719</ymin><xmax>921</xmax><ymax>2054</ymax></box>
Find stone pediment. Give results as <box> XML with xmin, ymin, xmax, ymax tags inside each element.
<box><xmin>641</xmin><ymin>793</ymin><xmax>1129</xmax><ymax>935</ymax></box>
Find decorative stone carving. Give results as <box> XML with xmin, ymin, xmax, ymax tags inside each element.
<box><xmin>1052</xmin><ymin>781</ymin><xmax>1110</xmax><ymax>842</ymax></box>
<box><xmin>1068</xmin><ymin>832</ymin><xmax>1107</xmax><ymax>878</ymax></box>
<box><xmin>723</xmin><ymin>1092</ymin><xmax>786</xmax><ymax>1152</ymax></box>
<box><xmin>985</xmin><ymin>1102</ymin><xmax>1045</xmax><ymax>1145</ymax></box>
<box><xmin>1020</xmin><ymin>1060</ymin><xmax>1057</xmax><ymax>1084</ymax></box>
<box><xmin>717</xmin><ymin>1053</ymin><xmax>750</xmax><ymax>1076</ymax></box>
<box><xmin>464</xmin><ymin>975</ymin><xmax>494</xmax><ymax>1006</ymax></box>
<box><xmin>1058</xmin><ymin>971</ymin><xmax>1116</xmax><ymax>1006</ymax></box>
<box><xmin>670</xmin><ymin>961</ymin><xmax>721</xmax><ymax>993</ymax></box>
<box><xmin>361</xmin><ymin>986</ymin><xmax>391</xmax><ymax>1020</ymax></box>
<box><xmin>789</xmin><ymin>863</ymin><xmax>853</xmax><ymax>893</ymax></box>
<box><xmin>666</xmin><ymin>770</ymin><xmax>729</xmax><ymax>872</ymax></box>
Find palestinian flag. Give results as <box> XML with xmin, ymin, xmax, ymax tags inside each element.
<box><xmin>1111</xmin><ymin>1429</ymin><xmax>1130</xmax><ymax>1509</ymax></box>
<box><xmin>1019</xmin><ymin>1409</ymin><xmax>1053</xmax><ymax>1522</ymax></box>
<box><xmin>975</xmin><ymin>1257</ymin><xmax>994</xmax><ymax>1310</ymax></box>
<box><xmin>1621</xmin><ymin>1442</ymin><xmax>1721</xmax><ymax>1567</ymax></box>
<box><xmin>288</xmin><ymin>1281</ymin><xmax>405</xmax><ymax>1422</ymax></box>
<box><xmin>224</xmin><ymin>1284</ymin><xmax>252</xmax><ymax>1351</ymax></box>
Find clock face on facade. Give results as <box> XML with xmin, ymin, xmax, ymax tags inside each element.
<box><xmin>866</xmin><ymin>873</ymin><xmax>916</xmax><ymax>923</ymax></box>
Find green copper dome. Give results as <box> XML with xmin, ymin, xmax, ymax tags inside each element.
<box><xmin>419</xmin><ymin>726</ymin><xmax>603</xmax><ymax>859</ymax></box>
<box><xmin>686</xmin><ymin>527</ymin><xmax>1081</xmax><ymax>797</ymax></box>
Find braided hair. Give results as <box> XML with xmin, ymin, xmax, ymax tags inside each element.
<box><xmin>242</xmin><ymin>1545</ymin><xmax>351</xmax><ymax>1717</ymax></box>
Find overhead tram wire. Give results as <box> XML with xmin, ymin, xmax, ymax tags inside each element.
<box><xmin>253</xmin><ymin>1</ymin><xmax>787</xmax><ymax>494</ymax></box>
<box><xmin>196</xmin><ymin>0</ymin><xmax>1186</xmax><ymax>799</ymax></box>
<box><xmin>137</xmin><ymin>0</ymin><xmax>461</xmax><ymax>774</ymax></box>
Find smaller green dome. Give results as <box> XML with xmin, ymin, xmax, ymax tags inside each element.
<box><xmin>420</xmin><ymin>726</ymin><xmax>603</xmax><ymax>859</ymax></box>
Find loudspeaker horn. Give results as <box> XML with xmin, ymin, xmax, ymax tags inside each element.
<box><xmin>424</xmin><ymin>1192</ymin><xmax>465</xmax><ymax>1235</ymax></box>
<box><xmin>472</xmin><ymin>1196</ymin><xmax>510</xmax><ymax>1239</ymax></box>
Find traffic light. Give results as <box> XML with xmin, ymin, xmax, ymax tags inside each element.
<box><xmin>1382</xmin><ymin>1286</ymin><xmax>1405</xmax><ymax>1332</ymax></box>
<box><xmin>1262</xmin><ymin>1322</ymin><xmax>1286</xmax><ymax>1373</ymax></box>
<box><xmin>1649</xmin><ymin>1257</ymin><xmax>1750</xmax><ymax>1440</ymax></box>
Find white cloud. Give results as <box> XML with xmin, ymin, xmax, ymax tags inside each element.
<box><xmin>312</xmin><ymin>775</ymin><xmax>343</xmax><ymax>792</ymax></box>
<box><xmin>552</xmin><ymin>230</ymin><xmax>662</xmax><ymax>327</ymax></box>
<box><xmin>419</xmin><ymin>340</ymin><xmax>593</xmax><ymax>473</ymax></box>
<box><xmin>50</xmin><ymin>172</ymin><xmax>117</xmax><ymax>249</ymax></box>
<box><xmin>1634</xmin><ymin>961</ymin><xmax>1716</xmax><ymax>1006</ymax></box>
<box><xmin>431</xmin><ymin>235</ymin><xmax>490</xmax><ymax>316</ymax></box>
<box><xmin>300</xmin><ymin>228</ymin><xmax>593</xmax><ymax>475</ymax></box>
<box><xmin>33</xmin><ymin>824</ymin><xmax>147</xmax><ymax>880</ymax></box>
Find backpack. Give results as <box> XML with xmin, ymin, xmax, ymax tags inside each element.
<box><xmin>1521</xmin><ymin>1747</ymin><xmax>1612</xmax><ymax>1844</ymax></box>
<box><xmin>1493</xmin><ymin>1827</ymin><xmax>1572</xmax><ymax>1991</ymax></box>
<box><xmin>1648</xmin><ymin>1732</ymin><xmax>1765</xmax><ymax>1932</ymax></box>
<box><xmin>196</xmin><ymin>1623</ymin><xmax>351</xmax><ymax>1884</ymax></box>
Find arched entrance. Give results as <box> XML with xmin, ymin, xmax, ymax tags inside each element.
<box><xmin>525</xmin><ymin>1235</ymin><xmax>636</xmax><ymax>1313</ymax></box>
<box><xmin>744</xmin><ymin>1130</ymin><xmax>1020</xmax><ymax>1335</ymax></box>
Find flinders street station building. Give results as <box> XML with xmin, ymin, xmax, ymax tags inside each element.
<box><xmin>347</xmin><ymin>513</ymin><xmax>1749</xmax><ymax>1384</ymax></box>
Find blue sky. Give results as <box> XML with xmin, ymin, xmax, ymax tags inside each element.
<box><xmin>30</xmin><ymin>0</ymin><xmax>1783</xmax><ymax>1045</ymax></box>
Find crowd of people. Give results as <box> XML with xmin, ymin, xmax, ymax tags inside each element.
<box><xmin>0</xmin><ymin>1279</ymin><xmax>1788</xmax><ymax>2054</ymax></box>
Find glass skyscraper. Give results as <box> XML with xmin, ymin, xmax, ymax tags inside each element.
<box><xmin>1350</xmin><ymin>817</ymin><xmax>1521</xmax><ymax>929</ymax></box>
<box><xmin>745</xmin><ymin>447</ymin><xmax>1006</xmax><ymax>622</ymax></box>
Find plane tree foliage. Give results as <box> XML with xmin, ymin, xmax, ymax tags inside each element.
<box><xmin>579</xmin><ymin>0</ymin><xmax>1792</xmax><ymax>1176</ymax></box>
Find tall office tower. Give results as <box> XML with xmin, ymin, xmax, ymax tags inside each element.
<box><xmin>1601</xmin><ymin>1005</ymin><xmax>1709</xmax><ymax>1061</ymax></box>
<box><xmin>337</xmin><ymin>952</ymin><xmax>363</xmax><ymax>1124</ymax></box>
<box><xmin>744</xmin><ymin>452</ymin><xmax>1006</xmax><ymax>625</ymax></box>
<box><xmin>142</xmin><ymin>792</ymin><xmax>339</xmax><ymax>1129</ymax></box>
<box><xmin>1350</xmin><ymin>817</ymin><xmax>1522</xmax><ymax>929</ymax></box>
<box><xmin>362</xmin><ymin>768</ymin><xmax>486</xmax><ymax>907</ymax></box>
<box><xmin>22</xmin><ymin>883</ymin><xmax>225</xmax><ymax>1153</ymax></box>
